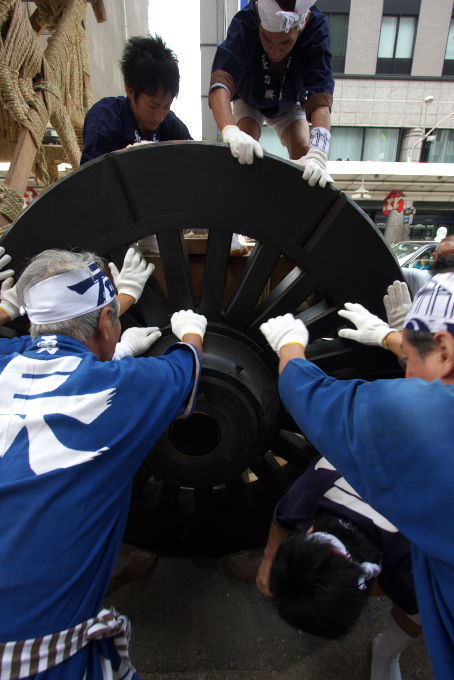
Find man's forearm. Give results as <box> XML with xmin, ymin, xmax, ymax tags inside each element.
<box><xmin>279</xmin><ymin>343</ymin><xmax>306</xmax><ymax>374</ymax></box>
<box><xmin>310</xmin><ymin>106</ymin><xmax>331</xmax><ymax>132</ymax></box>
<box><xmin>209</xmin><ymin>87</ymin><xmax>236</xmax><ymax>132</ymax></box>
<box><xmin>182</xmin><ymin>332</ymin><xmax>203</xmax><ymax>355</ymax></box>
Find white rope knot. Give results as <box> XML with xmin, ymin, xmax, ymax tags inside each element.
<box><xmin>306</xmin><ymin>531</ymin><xmax>382</xmax><ymax>590</ymax></box>
<box><xmin>275</xmin><ymin>10</ymin><xmax>300</xmax><ymax>32</ymax></box>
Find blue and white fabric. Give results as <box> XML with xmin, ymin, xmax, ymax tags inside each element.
<box><xmin>279</xmin><ymin>358</ymin><xmax>454</xmax><ymax>679</ymax></box>
<box><xmin>0</xmin><ymin>333</ymin><xmax>200</xmax><ymax>679</ymax></box>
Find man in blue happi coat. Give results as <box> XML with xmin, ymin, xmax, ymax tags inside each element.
<box><xmin>209</xmin><ymin>0</ymin><xmax>334</xmax><ymax>187</ymax></box>
<box><xmin>259</xmin><ymin>272</ymin><xmax>454</xmax><ymax>679</ymax></box>
<box><xmin>0</xmin><ymin>248</ymin><xmax>207</xmax><ymax>679</ymax></box>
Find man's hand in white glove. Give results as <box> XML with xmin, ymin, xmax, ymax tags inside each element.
<box><xmin>295</xmin><ymin>148</ymin><xmax>333</xmax><ymax>188</ymax></box>
<box><xmin>171</xmin><ymin>309</ymin><xmax>207</xmax><ymax>340</ymax></box>
<box><xmin>109</xmin><ymin>247</ymin><xmax>154</xmax><ymax>303</ymax></box>
<box><xmin>222</xmin><ymin>125</ymin><xmax>264</xmax><ymax>165</ymax></box>
<box><xmin>338</xmin><ymin>303</ymin><xmax>394</xmax><ymax>347</ymax></box>
<box><xmin>0</xmin><ymin>247</ymin><xmax>14</xmax><ymax>282</ymax></box>
<box><xmin>383</xmin><ymin>281</ymin><xmax>412</xmax><ymax>330</ymax></box>
<box><xmin>113</xmin><ymin>326</ymin><xmax>162</xmax><ymax>359</ymax></box>
<box><xmin>0</xmin><ymin>277</ymin><xmax>20</xmax><ymax>320</ymax></box>
<box><xmin>260</xmin><ymin>313</ymin><xmax>309</xmax><ymax>355</ymax></box>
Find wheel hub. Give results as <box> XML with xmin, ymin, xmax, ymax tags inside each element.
<box><xmin>148</xmin><ymin>327</ymin><xmax>280</xmax><ymax>487</ymax></box>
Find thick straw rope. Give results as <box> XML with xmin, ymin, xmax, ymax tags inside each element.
<box><xmin>0</xmin><ymin>0</ymin><xmax>91</xmax><ymax>220</ymax></box>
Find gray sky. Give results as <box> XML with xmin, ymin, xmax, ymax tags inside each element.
<box><xmin>148</xmin><ymin>0</ymin><xmax>202</xmax><ymax>139</ymax></box>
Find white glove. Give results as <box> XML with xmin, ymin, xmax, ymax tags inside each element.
<box><xmin>383</xmin><ymin>281</ymin><xmax>412</xmax><ymax>330</ymax></box>
<box><xmin>295</xmin><ymin>148</ymin><xmax>333</xmax><ymax>188</ymax></box>
<box><xmin>0</xmin><ymin>247</ymin><xmax>14</xmax><ymax>281</ymax></box>
<box><xmin>222</xmin><ymin>125</ymin><xmax>264</xmax><ymax>165</ymax></box>
<box><xmin>0</xmin><ymin>277</ymin><xmax>20</xmax><ymax>320</ymax></box>
<box><xmin>113</xmin><ymin>326</ymin><xmax>162</xmax><ymax>359</ymax></box>
<box><xmin>109</xmin><ymin>247</ymin><xmax>154</xmax><ymax>302</ymax></box>
<box><xmin>259</xmin><ymin>313</ymin><xmax>309</xmax><ymax>355</ymax></box>
<box><xmin>338</xmin><ymin>303</ymin><xmax>394</xmax><ymax>347</ymax></box>
<box><xmin>171</xmin><ymin>309</ymin><xmax>207</xmax><ymax>340</ymax></box>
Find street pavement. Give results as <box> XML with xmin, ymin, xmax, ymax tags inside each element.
<box><xmin>106</xmin><ymin>555</ymin><xmax>434</xmax><ymax>680</ymax></box>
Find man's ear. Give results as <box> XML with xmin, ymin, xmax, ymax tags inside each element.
<box><xmin>125</xmin><ymin>84</ymin><xmax>134</xmax><ymax>102</ymax></box>
<box><xmin>98</xmin><ymin>306</ymin><xmax>113</xmax><ymax>341</ymax></box>
<box><xmin>434</xmin><ymin>331</ymin><xmax>454</xmax><ymax>378</ymax></box>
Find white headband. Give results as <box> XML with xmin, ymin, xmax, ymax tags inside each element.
<box><xmin>258</xmin><ymin>0</ymin><xmax>314</xmax><ymax>33</ymax></box>
<box><xmin>306</xmin><ymin>531</ymin><xmax>381</xmax><ymax>590</ymax></box>
<box><xmin>23</xmin><ymin>262</ymin><xmax>117</xmax><ymax>324</ymax></box>
<box><xmin>405</xmin><ymin>272</ymin><xmax>454</xmax><ymax>334</ymax></box>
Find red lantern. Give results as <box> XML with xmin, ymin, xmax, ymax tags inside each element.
<box><xmin>383</xmin><ymin>190</ymin><xmax>406</xmax><ymax>215</ymax></box>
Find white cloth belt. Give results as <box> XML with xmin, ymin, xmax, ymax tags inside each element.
<box><xmin>0</xmin><ymin>607</ymin><xmax>133</xmax><ymax>680</ymax></box>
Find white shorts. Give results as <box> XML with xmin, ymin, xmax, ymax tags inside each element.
<box><xmin>232</xmin><ymin>99</ymin><xmax>306</xmax><ymax>141</ymax></box>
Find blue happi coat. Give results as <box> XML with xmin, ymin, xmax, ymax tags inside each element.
<box><xmin>279</xmin><ymin>358</ymin><xmax>454</xmax><ymax>679</ymax></box>
<box><xmin>0</xmin><ymin>334</ymin><xmax>200</xmax><ymax>679</ymax></box>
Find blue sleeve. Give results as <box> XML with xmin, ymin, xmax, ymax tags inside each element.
<box><xmin>275</xmin><ymin>455</ymin><xmax>340</xmax><ymax>530</ymax></box>
<box><xmin>0</xmin><ymin>336</ymin><xmax>32</xmax><ymax>355</ymax></box>
<box><xmin>278</xmin><ymin>359</ymin><xmax>454</xmax><ymax>564</ymax></box>
<box><xmin>300</xmin><ymin>10</ymin><xmax>334</xmax><ymax>99</ymax></box>
<box><xmin>81</xmin><ymin>101</ymin><xmax>124</xmax><ymax>164</ymax></box>
<box><xmin>167</xmin><ymin>114</ymin><xmax>192</xmax><ymax>140</ymax></box>
<box><xmin>211</xmin><ymin>12</ymin><xmax>254</xmax><ymax>93</ymax></box>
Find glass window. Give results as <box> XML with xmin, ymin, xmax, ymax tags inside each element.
<box><xmin>328</xmin><ymin>127</ymin><xmax>362</xmax><ymax>161</ymax></box>
<box><xmin>327</xmin><ymin>14</ymin><xmax>348</xmax><ymax>57</ymax></box>
<box><xmin>395</xmin><ymin>16</ymin><xmax>416</xmax><ymax>58</ymax></box>
<box><xmin>377</xmin><ymin>15</ymin><xmax>416</xmax><ymax>74</ymax></box>
<box><xmin>329</xmin><ymin>128</ymin><xmax>400</xmax><ymax>162</ymax></box>
<box><xmin>444</xmin><ymin>18</ymin><xmax>454</xmax><ymax>60</ymax></box>
<box><xmin>324</xmin><ymin>12</ymin><xmax>349</xmax><ymax>73</ymax></box>
<box><xmin>363</xmin><ymin>128</ymin><xmax>400</xmax><ymax>162</ymax></box>
<box><xmin>427</xmin><ymin>129</ymin><xmax>454</xmax><ymax>163</ymax></box>
<box><xmin>378</xmin><ymin>16</ymin><xmax>397</xmax><ymax>58</ymax></box>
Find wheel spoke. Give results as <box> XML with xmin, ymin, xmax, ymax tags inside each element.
<box><xmin>297</xmin><ymin>300</ymin><xmax>339</xmax><ymax>340</ymax></box>
<box><xmin>157</xmin><ymin>230</ymin><xmax>194</xmax><ymax>311</ymax></box>
<box><xmin>247</xmin><ymin>267</ymin><xmax>318</xmax><ymax>337</ymax></box>
<box><xmin>249</xmin><ymin>451</ymin><xmax>291</xmax><ymax>495</ymax></box>
<box><xmin>306</xmin><ymin>337</ymin><xmax>357</xmax><ymax>376</ymax></box>
<box><xmin>199</xmin><ymin>229</ymin><xmax>232</xmax><ymax>319</ymax></box>
<box><xmin>269</xmin><ymin>430</ymin><xmax>318</xmax><ymax>469</ymax></box>
<box><xmin>223</xmin><ymin>243</ymin><xmax>280</xmax><ymax>329</ymax></box>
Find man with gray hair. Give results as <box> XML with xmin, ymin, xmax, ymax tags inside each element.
<box><xmin>259</xmin><ymin>270</ymin><xmax>454</xmax><ymax>678</ymax></box>
<box><xmin>0</xmin><ymin>248</ymin><xmax>207</xmax><ymax>679</ymax></box>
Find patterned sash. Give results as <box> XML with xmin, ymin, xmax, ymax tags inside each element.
<box><xmin>0</xmin><ymin>607</ymin><xmax>133</xmax><ymax>680</ymax></box>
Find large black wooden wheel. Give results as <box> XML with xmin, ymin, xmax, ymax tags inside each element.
<box><xmin>1</xmin><ymin>142</ymin><xmax>402</xmax><ymax>556</ymax></box>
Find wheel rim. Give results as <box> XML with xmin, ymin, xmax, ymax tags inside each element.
<box><xmin>1</xmin><ymin>142</ymin><xmax>403</xmax><ymax>555</ymax></box>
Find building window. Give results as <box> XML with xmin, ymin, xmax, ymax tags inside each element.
<box><xmin>328</xmin><ymin>127</ymin><xmax>400</xmax><ymax>161</ymax></box>
<box><xmin>442</xmin><ymin>18</ymin><xmax>454</xmax><ymax>76</ymax></box>
<box><xmin>376</xmin><ymin>15</ymin><xmax>417</xmax><ymax>75</ymax></box>
<box><xmin>427</xmin><ymin>129</ymin><xmax>454</xmax><ymax>163</ymax></box>
<box><xmin>324</xmin><ymin>13</ymin><xmax>349</xmax><ymax>73</ymax></box>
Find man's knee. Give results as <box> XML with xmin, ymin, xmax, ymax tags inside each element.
<box><xmin>238</xmin><ymin>116</ymin><xmax>261</xmax><ymax>141</ymax></box>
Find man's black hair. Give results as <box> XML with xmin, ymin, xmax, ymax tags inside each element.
<box><xmin>270</xmin><ymin>513</ymin><xmax>379</xmax><ymax>639</ymax></box>
<box><xmin>120</xmin><ymin>35</ymin><xmax>179</xmax><ymax>98</ymax></box>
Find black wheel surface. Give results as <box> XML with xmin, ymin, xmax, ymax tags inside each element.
<box><xmin>1</xmin><ymin>142</ymin><xmax>403</xmax><ymax>556</ymax></box>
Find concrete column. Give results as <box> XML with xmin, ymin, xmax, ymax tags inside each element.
<box><xmin>344</xmin><ymin>0</ymin><xmax>383</xmax><ymax>75</ymax></box>
<box><xmin>385</xmin><ymin>210</ymin><xmax>409</xmax><ymax>245</ymax></box>
<box><xmin>412</xmin><ymin>0</ymin><xmax>452</xmax><ymax>77</ymax></box>
<box><xmin>399</xmin><ymin>127</ymin><xmax>424</xmax><ymax>162</ymax></box>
